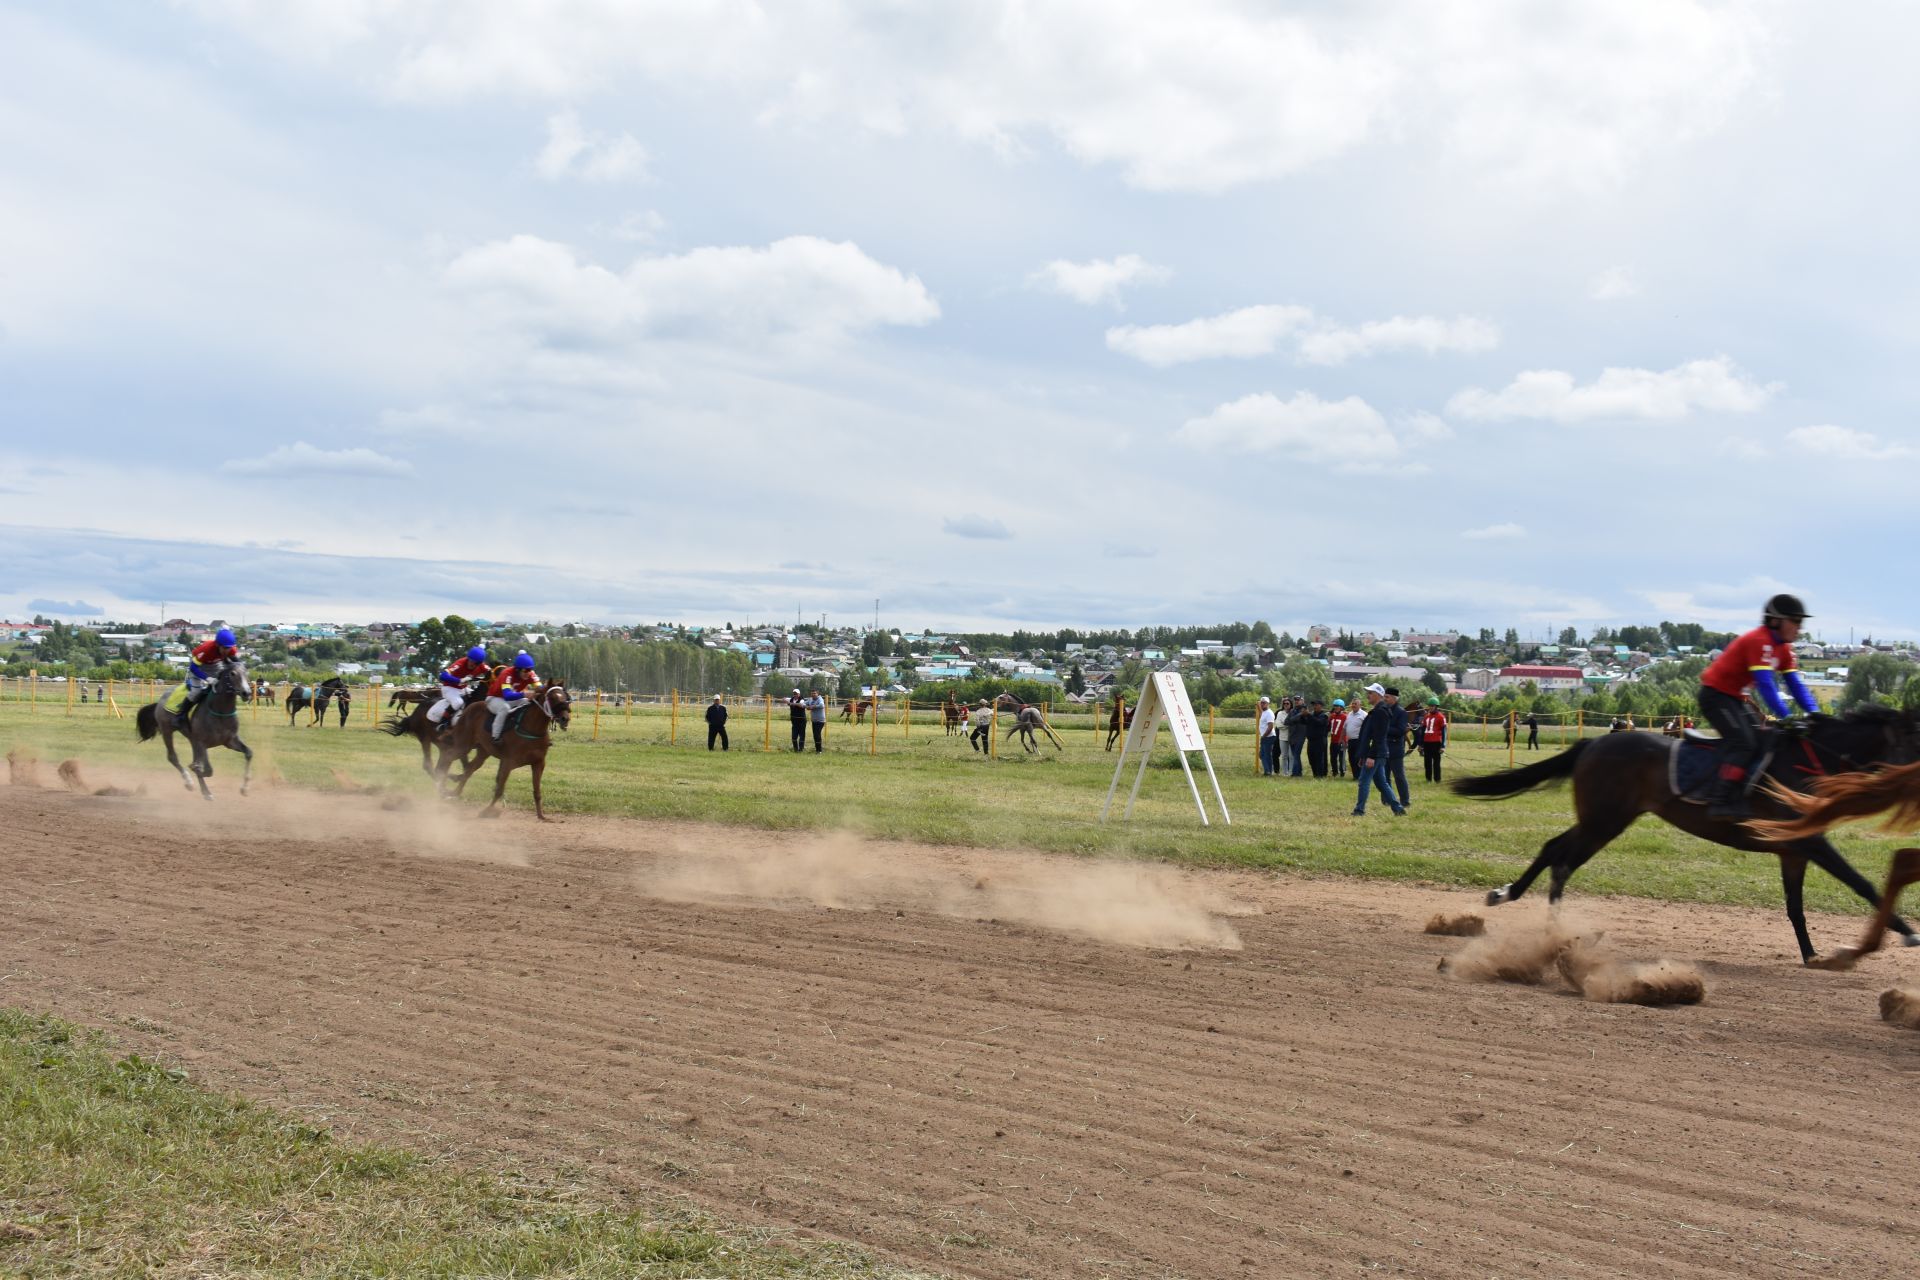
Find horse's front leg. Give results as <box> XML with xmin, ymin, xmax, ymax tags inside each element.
<box><xmin>1778</xmin><ymin>852</ymin><xmax>1816</xmax><ymax>964</ymax></box>
<box><xmin>233</xmin><ymin>736</ymin><xmax>254</xmax><ymax>796</ymax></box>
<box><xmin>1800</xmin><ymin>838</ymin><xmax>1920</xmax><ymax>963</ymax></box>
<box><xmin>530</xmin><ymin>755</ymin><xmax>558</xmax><ymax>822</ymax></box>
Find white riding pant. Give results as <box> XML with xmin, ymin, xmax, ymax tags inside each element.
<box><xmin>428</xmin><ymin>684</ymin><xmax>465</xmax><ymax>724</ymax></box>
<box><xmin>487</xmin><ymin>694</ymin><xmax>517</xmax><ymax>738</ymax></box>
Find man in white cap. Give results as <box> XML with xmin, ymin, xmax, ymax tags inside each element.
<box><xmin>1351</xmin><ymin>683</ymin><xmax>1405</xmax><ymax>817</ymax></box>
<box><xmin>1257</xmin><ymin>696</ymin><xmax>1277</xmax><ymax>775</ymax></box>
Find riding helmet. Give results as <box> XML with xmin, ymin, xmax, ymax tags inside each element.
<box><xmin>514</xmin><ymin>651</ymin><xmax>536</xmax><ymax>670</ymax></box>
<box><xmin>467</xmin><ymin>645</ymin><xmax>488</xmax><ymax>662</ymax></box>
<box><xmin>215</xmin><ymin>627</ymin><xmax>237</xmax><ymax>646</ymax></box>
<box><xmin>1763</xmin><ymin>593</ymin><xmax>1810</xmax><ymax>624</ymax></box>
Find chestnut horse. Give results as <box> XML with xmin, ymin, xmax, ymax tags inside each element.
<box><xmin>434</xmin><ymin>681</ymin><xmax>572</xmax><ymax>821</ymax></box>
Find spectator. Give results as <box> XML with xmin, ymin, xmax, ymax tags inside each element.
<box><xmin>1350</xmin><ymin>684</ymin><xmax>1404</xmax><ymax>817</ymax></box>
<box><xmin>1503</xmin><ymin>714</ymin><xmax>1515</xmax><ymax>747</ymax></box>
<box><xmin>1327</xmin><ymin>698</ymin><xmax>1349</xmax><ymax>777</ymax></box>
<box><xmin>1419</xmin><ymin>701</ymin><xmax>1448</xmax><ymax>782</ymax></box>
<box><xmin>1285</xmin><ymin>696</ymin><xmax>1309</xmax><ymax>777</ymax></box>
<box><xmin>1257</xmin><ymin>696</ymin><xmax>1277</xmax><ymax>776</ymax></box>
<box><xmin>969</xmin><ymin>698</ymin><xmax>994</xmax><ymax>753</ymax></box>
<box><xmin>1382</xmin><ymin>687</ymin><xmax>1412</xmax><ymax>811</ymax></box>
<box><xmin>1344</xmin><ymin>696</ymin><xmax>1368</xmax><ymax>779</ymax></box>
<box><xmin>805</xmin><ymin>690</ymin><xmax>827</xmax><ymax>752</ymax></box>
<box><xmin>788</xmin><ymin>691</ymin><xmax>807</xmax><ymax>752</ymax></box>
<box><xmin>706</xmin><ymin>694</ymin><xmax>729</xmax><ymax>751</ymax></box>
<box><xmin>1525</xmin><ymin>712</ymin><xmax>1540</xmax><ymax>750</ymax></box>
<box><xmin>1303</xmin><ymin>698</ymin><xmax>1330</xmax><ymax>777</ymax></box>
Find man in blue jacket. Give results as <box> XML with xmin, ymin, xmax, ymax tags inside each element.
<box><xmin>1382</xmin><ymin>686</ymin><xmax>1412</xmax><ymax>810</ymax></box>
<box><xmin>1350</xmin><ymin>683</ymin><xmax>1406</xmax><ymax>817</ymax></box>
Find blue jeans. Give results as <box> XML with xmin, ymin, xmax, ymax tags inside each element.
<box><xmin>1260</xmin><ymin>735</ymin><xmax>1277</xmax><ymax>775</ymax></box>
<box><xmin>1288</xmin><ymin>741</ymin><xmax>1305</xmax><ymax>776</ymax></box>
<box><xmin>1353</xmin><ymin>757</ymin><xmax>1399</xmax><ymax>814</ymax></box>
<box><xmin>1387</xmin><ymin>753</ymin><xmax>1411</xmax><ymax>808</ymax></box>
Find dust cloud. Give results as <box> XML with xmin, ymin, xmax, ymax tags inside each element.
<box><xmin>636</xmin><ymin>830</ymin><xmax>1250</xmax><ymax>950</ymax></box>
<box><xmin>1437</xmin><ymin>917</ymin><xmax>1574</xmax><ymax>984</ymax></box>
<box><xmin>1881</xmin><ymin>987</ymin><xmax>1920</xmax><ymax>1030</ymax></box>
<box><xmin>1440</xmin><ymin>917</ymin><xmax>1707</xmax><ymax>1006</ymax></box>
<box><xmin>1423</xmin><ymin>912</ymin><xmax>1485</xmax><ymax>937</ymax></box>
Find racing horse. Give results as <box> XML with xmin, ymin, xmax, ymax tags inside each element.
<box><xmin>136</xmin><ymin>661</ymin><xmax>254</xmax><ymax>799</ymax></box>
<box><xmin>1452</xmin><ymin>704</ymin><xmax>1920</xmax><ymax>964</ymax></box>
<box><xmin>1104</xmin><ymin>698</ymin><xmax>1134</xmax><ymax>751</ymax></box>
<box><xmin>435</xmin><ymin>681</ymin><xmax>572</xmax><ymax>821</ymax></box>
<box><xmin>1747</xmin><ymin>759</ymin><xmax>1920</xmax><ymax>969</ymax></box>
<box><xmin>1004</xmin><ymin>704</ymin><xmax>1064</xmax><ymax>753</ymax></box>
<box><xmin>381</xmin><ymin>694</ymin><xmax>481</xmax><ymax>779</ymax></box>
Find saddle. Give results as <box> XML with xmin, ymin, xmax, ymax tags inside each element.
<box><xmin>1668</xmin><ymin>733</ymin><xmax>1772</xmax><ymax>803</ymax></box>
<box><xmin>162</xmin><ymin>683</ymin><xmax>191</xmax><ymax>717</ymax></box>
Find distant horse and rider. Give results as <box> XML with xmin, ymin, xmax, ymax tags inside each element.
<box><xmin>1104</xmin><ymin>697</ymin><xmax>1135</xmax><ymax>751</ymax></box>
<box><xmin>1453</xmin><ymin>702</ymin><xmax>1920</xmax><ymax>965</ymax></box>
<box><xmin>136</xmin><ymin>661</ymin><xmax>254</xmax><ymax>799</ymax></box>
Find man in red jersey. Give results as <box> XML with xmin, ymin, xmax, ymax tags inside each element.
<box><xmin>1697</xmin><ymin>593</ymin><xmax>1817</xmax><ymax>819</ymax></box>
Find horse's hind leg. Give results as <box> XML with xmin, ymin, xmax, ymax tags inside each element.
<box><xmin>1779</xmin><ymin>853</ymin><xmax>1816</xmax><ymax>964</ymax></box>
<box><xmin>1801</xmin><ymin>838</ymin><xmax>1920</xmax><ymax>960</ymax></box>
<box><xmin>1487</xmin><ymin>821</ymin><xmax>1617</xmax><ymax>907</ymax></box>
<box><xmin>233</xmin><ymin>736</ymin><xmax>254</xmax><ymax>796</ymax></box>
<box><xmin>161</xmin><ymin>730</ymin><xmax>193</xmax><ymax>792</ymax></box>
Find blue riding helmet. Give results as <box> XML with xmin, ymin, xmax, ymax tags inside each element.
<box><xmin>1332</xmin><ymin>698</ymin><xmax>1345</xmax><ymax>707</ymax></box>
<box><xmin>215</xmin><ymin>627</ymin><xmax>237</xmax><ymax>647</ymax></box>
<box><xmin>467</xmin><ymin>645</ymin><xmax>488</xmax><ymax>663</ymax></box>
<box><xmin>514</xmin><ymin>651</ymin><xmax>536</xmax><ymax>670</ymax></box>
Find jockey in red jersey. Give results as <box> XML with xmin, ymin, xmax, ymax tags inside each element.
<box><xmin>1697</xmin><ymin>593</ymin><xmax>1817</xmax><ymax>819</ymax></box>
<box><xmin>183</xmin><ymin>627</ymin><xmax>240</xmax><ymax>713</ymax></box>
<box><xmin>427</xmin><ymin>645</ymin><xmax>491</xmax><ymax>733</ymax></box>
<box><xmin>485</xmin><ymin>651</ymin><xmax>541</xmax><ymax>744</ymax></box>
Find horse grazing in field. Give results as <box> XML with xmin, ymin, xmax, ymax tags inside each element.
<box><xmin>136</xmin><ymin>661</ymin><xmax>254</xmax><ymax>799</ymax></box>
<box><xmin>1747</xmin><ymin>760</ymin><xmax>1920</xmax><ymax>968</ymax></box>
<box><xmin>839</xmin><ymin>698</ymin><xmax>873</xmax><ymax>725</ymax></box>
<box><xmin>434</xmin><ymin>681</ymin><xmax>572</xmax><ymax>821</ymax></box>
<box><xmin>1005</xmin><ymin>704</ymin><xmax>1064</xmax><ymax>753</ymax></box>
<box><xmin>1452</xmin><ymin>705</ymin><xmax>1920</xmax><ymax>965</ymax></box>
<box><xmin>1104</xmin><ymin>698</ymin><xmax>1134</xmax><ymax>751</ymax></box>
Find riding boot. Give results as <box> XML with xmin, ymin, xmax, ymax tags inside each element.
<box><xmin>1705</xmin><ymin>766</ymin><xmax>1750</xmax><ymax>821</ymax></box>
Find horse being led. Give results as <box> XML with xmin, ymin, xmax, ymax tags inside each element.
<box><xmin>1747</xmin><ymin>760</ymin><xmax>1920</xmax><ymax>968</ymax></box>
<box><xmin>1451</xmin><ymin>705</ymin><xmax>1920</xmax><ymax>964</ymax></box>
<box><xmin>434</xmin><ymin>682</ymin><xmax>571</xmax><ymax>820</ymax></box>
<box><xmin>942</xmin><ymin>697</ymin><xmax>965</xmax><ymax>736</ymax></box>
<box><xmin>136</xmin><ymin>661</ymin><xmax>254</xmax><ymax>799</ymax></box>
<box><xmin>310</xmin><ymin>676</ymin><xmax>348</xmax><ymax>727</ymax></box>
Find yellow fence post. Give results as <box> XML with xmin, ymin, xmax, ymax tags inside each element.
<box><xmin>1207</xmin><ymin>703</ymin><xmax>1214</xmax><ymax>744</ymax></box>
<box><xmin>29</xmin><ymin>670</ymin><xmax>35</xmax><ymax>715</ymax></box>
<box><xmin>66</xmin><ymin>674</ymin><xmax>74</xmax><ymax>717</ymax></box>
<box><xmin>989</xmin><ymin>702</ymin><xmax>998</xmax><ymax>759</ymax></box>
<box><xmin>670</xmin><ymin>689</ymin><xmax>678</xmax><ymax>745</ymax></box>
<box><xmin>870</xmin><ymin>685</ymin><xmax>878</xmax><ymax>756</ymax></box>
<box><xmin>904</xmin><ymin>696</ymin><xmax>910</xmax><ymax>738</ymax></box>
<box><xmin>593</xmin><ymin>689</ymin><xmax>602</xmax><ymax>741</ymax></box>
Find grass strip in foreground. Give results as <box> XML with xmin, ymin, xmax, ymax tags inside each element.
<box><xmin>0</xmin><ymin>1009</ymin><xmax>932</xmax><ymax>1279</ymax></box>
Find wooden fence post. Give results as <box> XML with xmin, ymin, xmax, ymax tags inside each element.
<box><xmin>593</xmin><ymin>689</ymin><xmax>602</xmax><ymax>741</ymax></box>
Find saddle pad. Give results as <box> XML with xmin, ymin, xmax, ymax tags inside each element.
<box><xmin>162</xmin><ymin>684</ymin><xmax>190</xmax><ymax>715</ymax></box>
<box><xmin>1669</xmin><ymin>736</ymin><xmax>1773</xmax><ymax>802</ymax></box>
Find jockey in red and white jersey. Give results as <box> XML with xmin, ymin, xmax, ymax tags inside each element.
<box><xmin>485</xmin><ymin>651</ymin><xmax>541</xmax><ymax>743</ymax></box>
<box><xmin>1697</xmin><ymin>593</ymin><xmax>1817</xmax><ymax>819</ymax></box>
<box><xmin>427</xmin><ymin>645</ymin><xmax>491</xmax><ymax>732</ymax></box>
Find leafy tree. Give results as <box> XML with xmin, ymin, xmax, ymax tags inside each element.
<box><xmin>761</xmin><ymin>673</ymin><xmax>795</xmax><ymax>700</ymax></box>
<box><xmin>1503</xmin><ymin>627</ymin><xmax>1519</xmax><ymax>646</ymax></box>
<box><xmin>1840</xmin><ymin>654</ymin><xmax>1911</xmax><ymax>709</ymax></box>
<box><xmin>1275</xmin><ymin>655</ymin><xmax>1333</xmax><ymax>706</ymax></box>
<box><xmin>1420</xmin><ymin>668</ymin><xmax>1447</xmax><ymax>698</ymax></box>
<box><xmin>1065</xmin><ymin>663</ymin><xmax>1086</xmax><ymax>696</ymax></box>
<box><xmin>410</xmin><ymin>615</ymin><xmax>482</xmax><ymax>673</ymax></box>
<box><xmin>1558</xmin><ymin>626</ymin><xmax>1579</xmax><ymax>647</ymax></box>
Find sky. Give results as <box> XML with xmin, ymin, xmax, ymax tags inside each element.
<box><xmin>3</xmin><ymin>1</ymin><xmax>1918</xmax><ymax>641</ymax></box>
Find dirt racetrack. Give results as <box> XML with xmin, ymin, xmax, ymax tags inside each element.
<box><xmin>4</xmin><ymin>779</ymin><xmax>1919</xmax><ymax>1279</ymax></box>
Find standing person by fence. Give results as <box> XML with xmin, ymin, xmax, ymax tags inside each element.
<box><xmin>1328</xmin><ymin>698</ymin><xmax>1349</xmax><ymax>777</ymax></box>
<box><xmin>1383</xmin><ymin>687</ymin><xmax>1412</xmax><ymax>810</ymax></box>
<box><xmin>1420</xmin><ymin>702</ymin><xmax>1448</xmax><ymax>783</ymax></box>
<box><xmin>1350</xmin><ymin>684</ymin><xmax>1404</xmax><ymax>818</ymax></box>
<box><xmin>1257</xmin><ymin>696</ymin><xmax>1277</xmax><ymax>776</ymax></box>
<box><xmin>969</xmin><ymin>699</ymin><xmax>994</xmax><ymax>753</ymax></box>
<box><xmin>1303</xmin><ymin>698</ymin><xmax>1330</xmax><ymax>777</ymax></box>
<box><xmin>788</xmin><ymin>691</ymin><xmax>807</xmax><ymax>752</ymax></box>
<box><xmin>706</xmin><ymin>694</ymin><xmax>729</xmax><ymax>751</ymax></box>
<box><xmin>1525</xmin><ymin>712</ymin><xmax>1540</xmax><ymax>750</ymax></box>
<box><xmin>805</xmin><ymin>691</ymin><xmax>826</xmax><ymax>752</ymax></box>
<box><xmin>1286</xmin><ymin>696</ymin><xmax>1309</xmax><ymax>777</ymax></box>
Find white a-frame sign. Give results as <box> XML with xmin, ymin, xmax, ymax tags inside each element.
<box><xmin>1101</xmin><ymin>670</ymin><xmax>1231</xmax><ymax>826</ymax></box>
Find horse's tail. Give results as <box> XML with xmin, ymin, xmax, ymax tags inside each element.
<box><xmin>378</xmin><ymin>714</ymin><xmax>413</xmax><ymax>737</ymax></box>
<box><xmin>1451</xmin><ymin>739</ymin><xmax>1590</xmax><ymax>799</ymax></box>
<box><xmin>1748</xmin><ymin>759</ymin><xmax>1920</xmax><ymax>841</ymax></box>
<box><xmin>136</xmin><ymin>704</ymin><xmax>159</xmax><ymax>742</ymax></box>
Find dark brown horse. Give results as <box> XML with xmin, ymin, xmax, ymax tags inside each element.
<box><xmin>1452</xmin><ymin>705</ymin><xmax>1920</xmax><ymax>964</ymax></box>
<box><xmin>381</xmin><ymin>696</ymin><xmax>463</xmax><ymax>778</ymax></box>
<box><xmin>942</xmin><ymin>697</ymin><xmax>965</xmax><ymax>736</ymax></box>
<box><xmin>136</xmin><ymin>662</ymin><xmax>254</xmax><ymax>799</ymax></box>
<box><xmin>1748</xmin><ymin>760</ymin><xmax>1920</xmax><ymax>968</ymax></box>
<box><xmin>839</xmin><ymin>697</ymin><xmax>873</xmax><ymax>724</ymax></box>
<box><xmin>1104</xmin><ymin>698</ymin><xmax>1133</xmax><ymax>751</ymax></box>
<box><xmin>435</xmin><ymin>682</ymin><xmax>572</xmax><ymax>821</ymax></box>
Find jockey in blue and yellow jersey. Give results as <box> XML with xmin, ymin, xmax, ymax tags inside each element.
<box><xmin>427</xmin><ymin>645</ymin><xmax>491</xmax><ymax>732</ymax></box>
<box><xmin>485</xmin><ymin>651</ymin><xmax>541</xmax><ymax>744</ymax></box>
<box><xmin>1697</xmin><ymin>593</ymin><xmax>1816</xmax><ymax>819</ymax></box>
<box><xmin>184</xmin><ymin>628</ymin><xmax>240</xmax><ymax>711</ymax></box>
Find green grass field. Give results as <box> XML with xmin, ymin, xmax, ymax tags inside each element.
<box><xmin>1</xmin><ymin>691</ymin><xmax>1906</xmax><ymax>916</ymax></box>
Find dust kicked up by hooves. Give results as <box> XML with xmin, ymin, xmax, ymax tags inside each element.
<box><xmin>637</xmin><ymin>830</ymin><xmax>1252</xmax><ymax>951</ymax></box>
<box><xmin>1439</xmin><ymin>917</ymin><xmax>1706</xmax><ymax>1006</ymax></box>
<box><xmin>1883</xmin><ymin>987</ymin><xmax>1920</xmax><ymax>1030</ymax></box>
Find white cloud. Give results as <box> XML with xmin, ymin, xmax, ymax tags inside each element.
<box><xmin>1445</xmin><ymin>356</ymin><xmax>1777</xmax><ymax>423</ymax></box>
<box><xmin>1027</xmin><ymin>254</ymin><xmax>1170</xmax><ymax>308</ymax></box>
<box><xmin>1106</xmin><ymin>305</ymin><xmax>1310</xmax><ymax>366</ymax></box>
<box><xmin>1786</xmin><ymin>424</ymin><xmax>1914</xmax><ymax>461</ymax></box>
<box><xmin>184</xmin><ymin>1</ymin><xmax>1772</xmax><ymax>193</ymax></box>
<box><xmin>1462</xmin><ymin>522</ymin><xmax>1526</xmax><ymax>540</ymax></box>
<box><xmin>1719</xmin><ymin>434</ymin><xmax>1770</xmax><ymax>460</ymax></box>
<box><xmin>1296</xmin><ymin>314</ymin><xmax>1499</xmax><ymax>366</ymax></box>
<box><xmin>1589</xmin><ymin>266</ymin><xmax>1639</xmax><ymax>300</ymax></box>
<box><xmin>943</xmin><ymin>515</ymin><xmax>1012</xmax><ymax>540</ymax></box>
<box><xmin>222</xmin><ymin>442</ymin><xmax>414</xmax><ymax>477</ymax></box>
<box><xmin>609</xmin><ymin>210</ymin><xmax>667</xmax><ymax>244</ymax></box>
<box><xmin>1178</xmin><ymin>392</ymin><xmax>1400</xmax><ymax>466</ymax></box>
<box><xmin>444</xmin><ymin>234</ymin><xmax>939</xmax><ymax>345</ymax></box>
<box><xmin>1107</xmin><ymin>306</ymin><xmax>1495</xmax><ymax>367</ymax></box>
<box><xmin>536</xmin><ymin>109</ymin><xmax>649</xmax><ymax>182</ymax></box>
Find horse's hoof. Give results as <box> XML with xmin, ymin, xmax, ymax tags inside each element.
<box><xmin>1806</xmin><ymin>950</ymin><xmax>1860</xmax><ymax>971</ymax></box>
<box><xmin>1901</xmin><ymin>933</ymin><xmax>1920</xmax><ymax>949</ymax></box>
<box><xmin>1485</xmin><ymin>886</ymin><xmax>1512</xmax><ymax>907</ymax></box>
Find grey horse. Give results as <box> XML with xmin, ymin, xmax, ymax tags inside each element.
<box><xmin>137</xmin><ymin>661</ymin><xmax>255</xmax><ymax>799</ymax></box>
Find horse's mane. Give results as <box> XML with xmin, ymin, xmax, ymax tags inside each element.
<box><xmin>1748</xmin><ymin>704</ymin><xmax>1920</xmax><ymax>840</ymax></box>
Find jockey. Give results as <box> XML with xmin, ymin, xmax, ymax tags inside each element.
<box><xmin>428</xmin><ymin>644</ymin><xmax>491</xmax><ymax>733</ymax></box>
<box><xmin>1698</xmin><ymin>593</ymin><xmax>1817</xmax><ymax>819</ymax></box>
<box><xmin>485</xmin><ymin>650</ymin><xmax>541</xmax><ymax>744</ymax></box>
<box><xmin>183</xmin><ymin>627</ymin><xmax>240</xmax><ymax>713</ymax></box>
